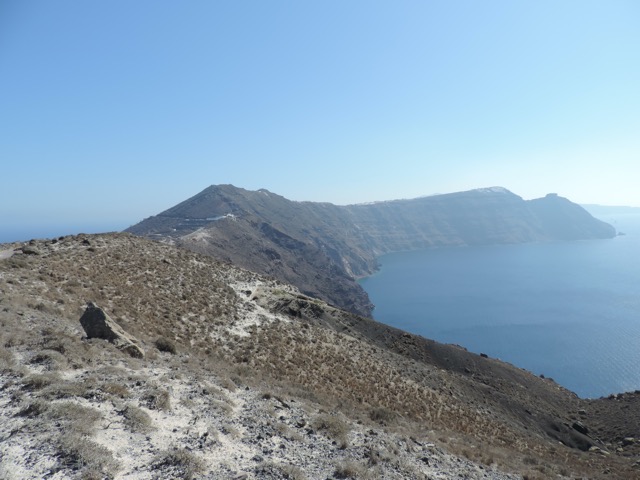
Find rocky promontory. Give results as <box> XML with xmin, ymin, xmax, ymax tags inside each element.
<box><xmin>127</xmin><ymin>185</ymin><xmax>615</xmax><ymax>316</ymax></box>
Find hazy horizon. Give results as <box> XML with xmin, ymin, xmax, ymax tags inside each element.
<box><xmin>2</xmin><ymin>1</ymin><xmax>639</xmax><ymax>234</ymax></box>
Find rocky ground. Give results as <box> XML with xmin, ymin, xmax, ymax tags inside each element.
<box><xmin>0</xmin><ymin>233</ymin><xmax>638</xmax><ymax>479</ymax></box>
<box><xmin>0</xmin><ymin>327</ymin><xmax>516</xmax><ymax>479</ymax></box>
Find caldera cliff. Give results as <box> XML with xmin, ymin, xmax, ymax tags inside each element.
<box><xmin>126</xmin><ymin>185</ymin><xmax>615</xmax><ymax>316</ymax></box>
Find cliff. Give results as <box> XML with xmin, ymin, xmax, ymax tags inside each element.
<box><xmin>126</xmin><ymin>185</ymin><xmax>615</xmax><ymax>316</ymax></box>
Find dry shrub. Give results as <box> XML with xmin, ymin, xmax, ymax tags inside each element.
<box><xmin>257</xmin><ymin>461</ymin><xmax>306</xmax><ymax>480</ymax></box>
<box><xmin>333</xmin><ymin>460</ymin><xmax>367</xmax><ymax>479</ymax></box>
<box><xmin>41</xmin><ymin>333</ymin><xmax>79</xmax><ymax>354</ymax></box>
<box><xmin>154</xmin><ymin>337</ymin><xmax>176</xmax><ymax>354</ymax></box>
<box><xmin>0</xmin><ymin>346</ymin><xmax>15</xmax><ymax>371</ymax></box>
<box><xmin>122</xmin><ymin>404</ymin><xmax>154</xmax><ymax>433</ymax></box>
<box><xmin>4</xmin><ymin>256</ymin><xmax>29</xmax><ymax>269</ymax></box>
<box><xmin>522</xmin><ymin>473</ymin><xmax>547</xmax><ymax>480</ymax></box>
<box><xmin>368</xmin><ymin>406</ymin><xmax>396</xmax><ymax>424</ymax></box>
<box><xmin>312</xmin><ymin>413</ymin><xmax>350</xmax><ymax>449</ymax></box>
<box><xmin>231</xmin><ymin>364</ymin><xmax>253</xmax><ymax>384</ymax></box>
<box><xmin>275</xmin><ymin>422</ymin><xmax>304</xmax><ymax>443</ymax></box>
<box><xmin>30</xmin><ymin>349</ymin><xmax>68</xmax><ymax>370</ymax></box>
<box><xmin>41</xmin><ymin>381</ymin><xmax>92</xmax><ymax>400</ymax></box>
<box><xmin>31</xmin><ymin>302</ymin><xmax>56</xmax><ymax>314</ymax></box>
<box><xmin>154</xmin><ymin>447</ymin><xmax>204</xmax><ymax>480</ymax></box>
<box><xmin>2</xmin><ymin>334</ymin><xmax>19</xmax><ymax>348</ymax></box>
<box><xmin>278</xmin><ymin>464</ymin><xmax>306</xmax><ymax>479</ymax></box>
<box><xmin>21</xmin><ymin>372</ymin><xmax>60</xmax><ymax>391</ymax></box>
<box><xmin>48</xmin><ymin>402</ymin><xmax>103</xmax><ymax>436</ymax></box>
<box><xmin>144</xmin><ymin>348</ymin><xmax>158</xmax><ymax>361</ymax></box>
<box><xmin>143</xmin><ymin>387</ymin><xmax>171</xmax><ymax>411</ymax></box>
<box><xmin>41</xmin><ymin>332</ymin><xmax>97</xmax><ymax>368</ymax></box>
<box><xmin>65</xmin><ymin>278</ymin><xmax>82</xmax><ymax>288</ymax></box>
<box><xmin>57</xmin><ymin>432</ymin><xmax>117</xmax><ymax>476</ymax></box>
<box><xmin>16</xmin><ymin>399</ymin><xmax>48</xmax><ymax>418</ymax></box>
<box><xmin>102</xmin><ymin>382</ymin><xmax>130</xmax><ymax>399</ymax></box>
<box><xmin>209</xmin><ymin>399</ymin><xmax>234</xmax><ymax>415</ymax></box>
<box><xmin>220</xmin><ymin>376</ymin><xmax>238</xmax><ymax>392</ymax></box>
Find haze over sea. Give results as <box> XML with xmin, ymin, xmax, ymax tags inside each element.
<box><xmin>360</xmin><ymin>212</ymin><xmax>640</xmax><ymax>399</ymax></box>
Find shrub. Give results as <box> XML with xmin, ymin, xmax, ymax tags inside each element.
<box><xmin>30</xmin><ymin>349</ymin><xmax>68</xmax><ymax>371</ymax></box>
<box><xmin>0</xmin><ymin>346</ymin><xmax>15</xmax><ymax>371</ymax></box>
<box><xmin>155</xmin><ymin>337</ymin><xmax>177</xmax><ymax>354</ymax></box>
<box><xmin>21</xmin><ymin>373</ymin><xmax>60</xmax><ymax>391</ymax></box>
<box><xmin>312</xmin><ymin>413</ymin><xmax>350</xmax><ymax>449</ymax></box>
<box><xmin>154</xmin><ymin>448</ymin><xmax>204</xmax><ymax>480</ymax></box>
<box><xmin>41</xmin><ymin>381</ymin><xmax>92</xmax><ymax>400</ymax></box>
<box><xmin>57</xmin><ymin>432</ymin><xmax>117</xmax><ymax>476</ymax></box>
<box><xmin>48</xmin><ymin>402</ymin><xmax>103</xmax><ymax>435</ymax></box>
<box><xmin>122</xmin><ymin>405</ymin><xmax>154</xmax><ymax>433</ymax></box>
<box><xmin>16</xmin><ymin>400</ymin><xmax>48</xmax><ymax>418</ymax></box>
<box><xmin>334</xmin><ymin>460</ymin><xmax>367</xmax><ymax>479</ymax></box>
<box><xmin>280</xmin><ymin>463</ymin><xmax>306</xmax><ymax>480</ymax></box>
<box><xmin>5</xmin><ymin>256</ymin><xmax>28</xmax><ymax>269</ymax></box>
<box><xmin>143</xmin><ymin>387</ymin><xmax>171</xmax><ymax>411</ymax></box>
<box><xmin>256</xmin><ymin>461</ymin><xmax>306</xmax><ymax>480</ymax></box>
<box><xmin>32</xmin><ymin>302</ymin><xmax>56</xmax><ymax>314</ymax></box>
<box><xmin>101</xmin><ymin>382</ymin><xmax>130</xmax><ymax>399</ymax></box>
<box><xmin>368</xmin><ymin>406</ymin><xmax>396</xmax><ymax>424</ymax></box>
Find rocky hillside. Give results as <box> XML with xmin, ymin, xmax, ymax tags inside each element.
<box><xmin>126</xmin><ymin>185</ymin><xmax>615</xmax><ymax>316</ymax></box>
<box><xmin>1</xmin><ymin>234</ymin><xmax>638</xmax><ymax>479</ymax></box>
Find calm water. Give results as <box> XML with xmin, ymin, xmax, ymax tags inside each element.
<box><xmin>0</xmin><ymin>223</ymin><xmax>127</xmax><ymax>244</ymax></box>
<box><xmin>360</xmin><ymin>213</ymin><xmax>640</xmax><ymax>399</ymax></box>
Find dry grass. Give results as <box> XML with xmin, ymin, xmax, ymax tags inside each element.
<box><xmin>1</xmin><ymin>233</ymin><xmax>637</xmax><ymax>479</ymax></box>
<box><xmin>312</xmin><ymin>413</ymin><xmax>350</xmax><ymax>449</ymax></box>
<box><xmin>154</xmin><ymin>447</ymin><xmax>204</xmax><ymax>480</ymax></box>
<box><xmin>154</xmin><ymin>336</ymin><xmax>177</xmax><ymax>354</ymax></box>
<box><xmin>333</xmin><ymin>460</ymin><xmax>369</xmax><ymax>479</ymax></box>
<box><xmin>0</xmin><ymin>346</ymin><xmax>14</xmax><ymax>370</ymax></box>
<box><xmin>20</xmin><ymin>372</ymin><xmax>61</xmax><ymax>391</ymax></box>
<box><xmin>142</xmin><ymin>386</ymin><xmax>171</xmax><ymax>411</ymax></box>
<box><xmin>47</xmin><ymin>401</ymin><xmax>103</xmax><ymax>435</ymax></box>
<box><xmin>121</xmin><ymin>404</ymin><xmax>154</xmax><ymax>433</ymax></box>
<box><xmin>16</xmin><ymin>399</ymin><xmax>48</xmax><ymax>418</ymax></box>
<box><xmin>41</xmin><ymin>380</ymin><xmax>93</xmax><ymax>400</ymax></box>
<box><xmin>29</xmin><ymin>349</ymin><xmax>67</xmax><ymax>370</ymax></box>
<box><xmin>257</xmin><ymin>461</ymin><xmax>307</xmax><ymax>480</ymax></box>
<box><xmin>369</xmin><ymin>406</ymin><xmax>397</xmax><ymax>425</ymax></box>
<box><xmin>57</xmin><ymin>432</ymin><xmax>117</xmax><ymax>477</ymax></box>
<box><xmin>100</xmin><ymin>381</ymin><xmax>131</xmax><ymax>399</ymax></box>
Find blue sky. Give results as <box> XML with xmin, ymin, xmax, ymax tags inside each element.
<box><xmin>1</xmin><ymin>1</ymin><xmax>639</xmax><ymax>240</ymax></box>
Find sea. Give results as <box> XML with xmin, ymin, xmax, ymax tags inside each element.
<box><xmin>0</xmin><ymin>223</ymin><xmax>128</xmax><ymax>244</ymax></box>
<box><xmin>359</xmin><ymin>213</ymin><xmax>640</xmax><ymax>399</ymax></box>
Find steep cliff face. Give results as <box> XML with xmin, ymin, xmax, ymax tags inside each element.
<box><xmin>126</xmin><ymin>185</ymin><xmax>615</xmax><ymax>316</ymax></box>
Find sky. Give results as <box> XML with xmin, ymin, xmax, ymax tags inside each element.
<box><xmin>1</xmin><ymin>1</ymin><xmax>639</xmax><ymax>240</ymax></box>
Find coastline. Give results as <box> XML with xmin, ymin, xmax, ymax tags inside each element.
<box><xmin>358</xmin><ymin>235</ymin><xmax>640</xmax><ymax>400</ymax></box>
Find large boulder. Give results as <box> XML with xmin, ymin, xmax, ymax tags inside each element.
<box><xmin>79</xmin><ymin>302</ymin><xmax>144</xmax><ymax>358</ymax></box>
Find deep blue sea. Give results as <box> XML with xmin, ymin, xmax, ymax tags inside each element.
<box><xmin>360</xmin><ymin>213</ymin><xmax>640</xmax><ymax>399</ymax></box>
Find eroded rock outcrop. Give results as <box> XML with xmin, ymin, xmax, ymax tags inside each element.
<box><xmin>79</xmin><ymin>302</ymin><xmax>144</xmax><ymax>358</ymax></box>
